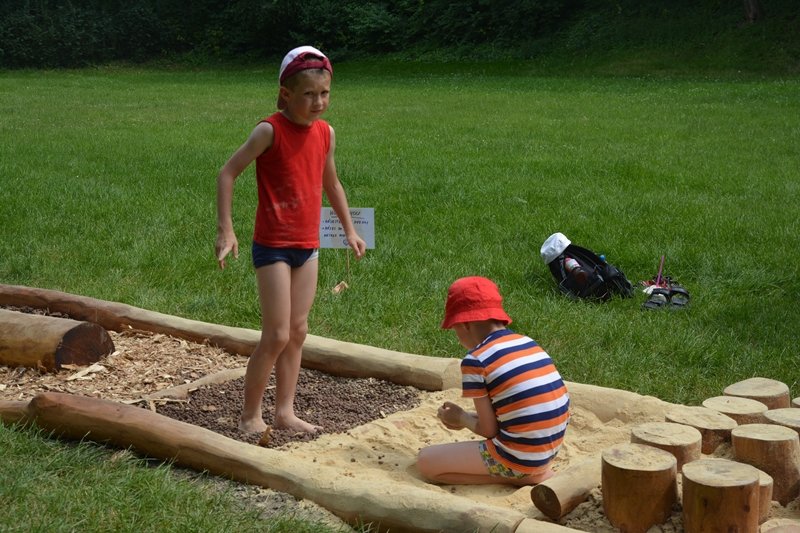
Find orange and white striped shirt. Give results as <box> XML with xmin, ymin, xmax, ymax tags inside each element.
<box><xmin>461</xmin><ymin>329</ymin><xmax>570</xmax><ymax>473</ymax></box>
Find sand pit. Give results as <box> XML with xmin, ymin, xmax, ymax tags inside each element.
<box><xmin>2</xmin><ymin>284</ymin><xmax>799</xmax><ymax>532</ymax></box>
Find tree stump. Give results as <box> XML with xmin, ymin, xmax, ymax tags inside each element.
<box><xmin>764</xmin><ymin>408</ymin><xmax>800</xmax><ymax>435</ymax></box>
<box><xmin>531</xmin><ymin>456</ymin><xmax>601</xmax><ymax>520</ymax></box>
<box><xmin>757</xmin><ymin>469</ymin><xmax>774</xmax><ymax>524</ymax></box>
<box><xmin>630</xmin><ymin>421</ymin><xmax>701</xmax><ymax>471</ymax></box>
<box><xmin>601</xmin><ymin>443</ymin><xmax>677</xmax><ymax>533</ymax></box>
<box><xmin>682</xmin><ymin>458</ymin><xmax>760</xmax><ymax>533</ymax></box>
<box><xmin>724</xmin><ymin>377</ymin><xmax>791</xmax><ymax>410</ymax></box>
<box><xmin>0</xmin><ymin>308</ymin><xmax>114</xmax><ymax>371</ymax></box>
<box><xmin>793</xmin><ymin>397</ymin><xmax>800</xmax><ymax>408</ymax></box>
<box><xmin>665</xmin><ymin>406</ymin><xmax>738</xmax><ymax>454</ymax></box>
<box><xmin>702</xmin><ymin>395</ymin><xmax>768</xmax><ymax>425</ymax></box>
<box><xmin>731</xmin><ymin>423</ymin><xmax>800</xmax><ymax>505</ymax></box>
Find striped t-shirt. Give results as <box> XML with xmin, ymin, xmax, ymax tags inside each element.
<box><xmin>461</xmin><ymin>329</ymin><xmax>570</xmax><ymax>474</ymax></box>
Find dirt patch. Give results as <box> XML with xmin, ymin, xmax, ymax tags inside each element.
<box><xmin>155</xmin><ymin>371</ymin><xmax>421</xmax><ymax>448</ymax></box>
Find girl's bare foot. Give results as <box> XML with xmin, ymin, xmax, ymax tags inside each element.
<box><xmin>239</xmin><ymin>417</ymin><xmax>268</xmax><ymax>434</ymax></box>
<box><xmin>275</xmin><ymin>413</ymin><xmax>322</xmax><ymax>433</ymax></box>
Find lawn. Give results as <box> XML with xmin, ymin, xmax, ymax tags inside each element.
<box><xmin>1</xmin><ymin>63</ymin><xmax>798</xmax><ymax>529</ymax></box>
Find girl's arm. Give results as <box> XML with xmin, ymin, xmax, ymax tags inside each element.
<box><xmin>322</xmin><ymin>126</ymin><xmax>366</xmax><ymax>259</ymax></box>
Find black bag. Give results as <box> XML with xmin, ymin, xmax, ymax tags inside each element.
<box><xmin>541</xmin><ymin>233</ymin><xmax>634</xmax><ymax>300</ymax></box>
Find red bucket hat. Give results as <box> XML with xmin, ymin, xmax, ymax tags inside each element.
<box><xmin>441</xmin><ymin>276</ymin><xmax>512</xmax><ymax>329</ymax></box>
<box><xmin>277</xmin><ymin>45</ymin><xmax>333</xmax><ymax>110</ymax></box>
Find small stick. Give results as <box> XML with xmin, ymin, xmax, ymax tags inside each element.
<box><xmin>655</xmin><ymin>255</ymin><xmax>665</xmax><ymax>287</ymax></box>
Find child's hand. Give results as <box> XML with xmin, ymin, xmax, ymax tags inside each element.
<box><xmin>215</xmin><ymin>231</ymin><xmax>239</xmax><ymax>270</ymax></box>
<box><xmin>347</xmin><ymin>233</ymin><xmax>367</xmax><ymax>260</ymax></box>
<box><xmin>437</xmin><ymin>401</ymin><xmax>467</xmax><ymax>430</ymax></box>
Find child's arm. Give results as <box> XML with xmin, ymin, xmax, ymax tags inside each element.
<box><xmin>437</xmin><ymin>399</ymin><xmax>499</xmax><ymax>439</ymax></box>
<box><xmin>215</xmin><ymin>122</ymin><xmax>274</xmax><ymax>269</ymax></box>
<box><xmin>322</xmin><ymin>126</ymin><xmax>366</xmax><ymax>259</ymax></box>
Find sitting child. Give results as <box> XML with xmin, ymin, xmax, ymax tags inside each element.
<box><xmin>417</xmin><ymin>276</ymin><xmax>570</xmax><ymax>485</ymax></box>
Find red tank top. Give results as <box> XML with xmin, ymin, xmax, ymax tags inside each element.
<box><xmin>253</xmin><ymin>112</ymin><xmax>330</xmax><ymax>248</ymax></box>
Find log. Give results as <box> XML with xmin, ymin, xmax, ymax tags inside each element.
<box><xmin>724</xmin><ymin>377</ymin><xmax>791</xmax><ymax>410</ymax></box>
<box><xmin>23</xmin><ymin>391</ymin><xmax>534</xmax><ymax>533</ymax></box>
<box><xmin>601</xmin><ymin>442</ymin><xmax>677</xmax><ymax>533</ymax></box>
<box><xmin>665</xmin><ymin>405</ymin><xmax>738</xmax><ymax>454</ymax></box>
<box><xmin>681</xmin><ymin>458</ymin><xmax>760</xmax><ymax>533</ymax></box>
<box><xmin>630</xmin><ymin>421</ymin><xmax>701</xmax><ymax>471</ymax></box>
<box><xmin>764</xmin><ymin>408</ymin><xmax>800</xmax><ymax>435</ymax></box>
<box><xmin>0</xmin><ymin>284</ymin><xmax>460</xmax><ymax>391</ymax></box>
<box><xmin>0</xmin><ymin>400</ymin><xmax>30</xmax><ymax>425</ymax></box>
<box><xmin>702</xmin><ymin>395</ymin><xmax>768</xmax><ymax>425</ymax></box>
<box><xmin>0</xmin><ymin>309</ymin><xmax>114</xmax><ymax>371</ymax></box>
<box><xmin>731</xmin><ymin>423</ymin><xmax>800</xmax><ymax>505</ymax></box>
<box><xmin>530</xmin><ymin>456</ymin><xmax>601</xmax><ymax>520</ymax></box>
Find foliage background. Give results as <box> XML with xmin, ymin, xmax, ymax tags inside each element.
<box><xmin>1</xmin><ymin>0</ymin><xmax>798</xmax><ymax>72</ymax></box>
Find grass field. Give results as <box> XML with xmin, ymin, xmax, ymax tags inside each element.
<box><xmin>1</xmin><ymin>63</ymin><xmax>798</xmax><ymax>529</ymax></box>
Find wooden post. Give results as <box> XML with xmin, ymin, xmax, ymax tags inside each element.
<box><xmin>630</xmin><ymin>421</ymin><xmax>701</xmax><ymax>471</ymax></box>
<box><xmin>682</xmin><ymin>458</ymin><xmax>760</xmax><ymax>533</ymax></box>
<box><xmin>724</xmin><ymin>377</ymin><xmax>791</xmax><ymax>410</ymax></box>
<box><xmin>702</xmin><ymin>395</ymin><xmax>768</xmax><ymax>425</ymax></box>
<box><xmin>530</xmin><ymin>456</ymin><xmax>601</xmax><ymax>520</ymax></box>
<box><xmin>601</xmin><ymin>443</ymin><xmax>677</xmax><ymax>533</ymax></box>
<box><xmin>0</xmin><ymin>309</ymin><xmax>114</xmax><ymax>371</ymax></box>
<box><xmin>732</xmin><ymin>423</ymin><xmax>800</xmax><ymax>505</ymax></box>
<box><xmin>665</xmin><ymin>406</ymin><xmax>738</xmax><ymax>454</ymax></box>
<box><xmin>763</xmin><ymin>408</ymin><xmax>800</xmax><ymax>435</ymax></box>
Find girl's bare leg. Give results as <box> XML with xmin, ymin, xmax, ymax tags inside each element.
<box><xmin>273</xmin><ymin>256</ymin><xmax>320</xmax><ymax>432</ymax></box>
<box><xmin>239</xmin><ymin>262</ymin><xmax>292</xmax><ymax>433</ymax></box>
<box><xmin>417</xmin><ymin>441</ymin><xmax>554</xmax><ymax>486</ymax></box>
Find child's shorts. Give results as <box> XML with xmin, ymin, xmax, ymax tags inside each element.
<box><xmin>478</xmin><ymin>441</ymin><xmax>535</xmax><ymax>480</ymax></box>
<box><xmin>252</xmin><ymin>243</ymin><xmax>319</xmax><ymax>269</ymax></box>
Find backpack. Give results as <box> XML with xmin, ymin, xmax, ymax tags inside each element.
<box><xmin>540</xmin><ymin>233</ymin><xmax>634</xmax><ymax>300</ymax></box>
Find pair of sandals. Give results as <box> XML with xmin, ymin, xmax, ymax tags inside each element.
<box><xmin>642</xmin><ymin>281</ymin><xmax>690</xmax><ymax>310</ymax></box>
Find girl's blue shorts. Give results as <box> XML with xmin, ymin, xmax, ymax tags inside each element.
<box><xmin>252</xmin><ymin>242</ymin><xmax>319</xmax><ymax>269</ymax></box>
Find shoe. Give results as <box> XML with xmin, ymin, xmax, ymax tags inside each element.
<box><xmin>642</xmin><ymin>287</ymin><xmax>670</xmax><ymax>309</ymax></box>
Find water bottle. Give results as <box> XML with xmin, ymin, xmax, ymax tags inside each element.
<box><xmin>563</xmin><ymin>256</ymin><xmax>588</xmax><ymax>284</ymax></box>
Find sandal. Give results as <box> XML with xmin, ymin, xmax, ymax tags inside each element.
<box><xmin>642</xmin><ymin>287</ymin><xmax>670</xmax><ymax>310</ymax></box>
<box><xmin>668</xmin><ymin>284</ymin><xmax>690</xmax><ymax>308</ymax></box>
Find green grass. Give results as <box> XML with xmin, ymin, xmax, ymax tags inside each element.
<box><xmin>1</xmin><ymin>63</ymin><xmax>798</xmax><ymax>529</ymax></box>
<box><xmin>0</xmin><ymin>424</ymin><xmax>348</xmax><ymax>532</ymax></box>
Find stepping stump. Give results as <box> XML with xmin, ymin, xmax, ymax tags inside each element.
<box><xmin>682</xmin><ymin>458</ymin><xmax>760</xmax><ymax>533</ymax></box>
<box><xmin>702</xmin><ymin>395</ymin><xmax>769</xmax><ymax>425</ymax></box>
<box><xmin>630</xmin><ymin>421</ymin><xmax>702</xmax><ymax>471</ymax></box>
<box><xmin>764</xmin><ymin>408</ymin><xmax>800</xmax><ymax>435</ymax></box>
<box><xmin>724</xmin><ymin>377</ymin><xmax>791</xmax><ymax>410</ymax></box>
<box><xmin>757</xmin><ymin>469</ymin><xmax>775</xmax><ymax>524</ymax></box>
<box><xmin>732</xmin><ymin>423</ymin><xmax>800</xmax><ymax>505</ymax></box>
<box><xmin>665</xmin><ymin>405</ymin><xmax>738</xmax><ymax>454</ymax></box>
<box><xmin>601</xmin><ymin>443</ymin><xmax>677</xmax><ymax>533</ymax></box>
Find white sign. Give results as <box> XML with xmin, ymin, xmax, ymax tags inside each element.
<box><xmin>319</xmin><ymin>207</ymin><xmax>375</xmax><ymax>249</ymax></box>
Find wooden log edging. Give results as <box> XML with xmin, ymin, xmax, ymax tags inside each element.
<box><xmin>6</xmin><ymin>392</ymin><xmax>575</xmax><ymax>533</ymax></box>
<box><xmin>0</xmin><ymin>284</ymin><xmax>460</xmax><ymax>392</ymax></box>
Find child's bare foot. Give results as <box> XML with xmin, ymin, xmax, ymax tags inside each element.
<box><xmin>239</xmin><ymin>417</ymin><xmax>268</xmax><ymax>434</ymax></box>
<box><xmin>275</xmin><ymin>413</ymin><xmax>322</xmax><ymax>433</ymax></box>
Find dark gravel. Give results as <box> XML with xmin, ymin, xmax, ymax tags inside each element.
<box><xmin>154</xmin><ymin>368</ymin><xmax>422</xmax><ymax>448</ymax></box>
